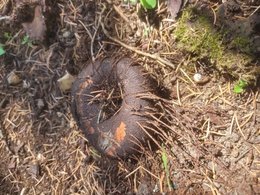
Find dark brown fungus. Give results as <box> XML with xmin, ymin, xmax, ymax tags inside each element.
<box><xmin>71</xmin><ymin>57</ymin><xmax>157</xmax><ymax>159</ymax></box>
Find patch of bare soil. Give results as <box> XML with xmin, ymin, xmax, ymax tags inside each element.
<box><xmin>0</xmin><ymin>0</ymin><xmax>259</xmax><ymax>194</ymax></box>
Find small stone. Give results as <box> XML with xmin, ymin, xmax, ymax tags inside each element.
<box><xmin>7</xmin><ymin>71</ymin><xmax>22</xmax><ymax>85</ymax></box>
<box><xmin>193</xmin><ymin>73</ymin><xmax>210</xmax><ymax>85</ymax></box>
<box><xmin>57</xmin><ymin>72</ymin><xmax>75</xmax><ymax>92</ymax></box>
<box><xmin>193</xmin><ymin>73</ymin><xmax>202</xmax><ymax>82</ymax></box>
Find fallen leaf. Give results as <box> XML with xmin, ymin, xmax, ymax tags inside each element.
<box><xmin>0</xmin><ymin>45</ymin><xmax>5</xmax><ymax>56</ymax></box>
<box><xmin>114</xmin><ymin>122</ymin><xmax>126</xmax><ymax>143</ymax></box>
<box><xmin>7</xmin><ymin>71</ymin><xmax>22</xmax><ymax>85</ymax></box>
<box><xmin>57</xmin><ymin>72</ymin><xmax>76</xmax><ymax>92</ymax></box>
<box><xmin>168</xmin><ymin>0</ymin><xmax>183</xmax><ymax>19</ymax></box>
<box><xmin>140</xmin><ymin>0</ymin><xmax>157</xmax><ymax>9</ymax></box>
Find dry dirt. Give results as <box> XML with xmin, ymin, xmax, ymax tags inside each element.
<box><xmin>0</xmin><ymin>0</ymin><xmax>259</xmax><ymax>194</ymax></box>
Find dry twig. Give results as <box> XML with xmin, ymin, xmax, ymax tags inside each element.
<box><xmin>100</xmin><ymin>23</ymin><xmax>176</xmax><ymax>69</ymax></box>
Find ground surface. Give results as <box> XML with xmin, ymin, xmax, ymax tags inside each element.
<box><xmin>0</xmin><ymin>0</ymin><xmax>259</xmax><ymax>194</ymax></box>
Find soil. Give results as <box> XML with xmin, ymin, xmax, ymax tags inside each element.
<box><xmin>0</xmin><ymin>0</ymin><xmax>259</xmax><ymax>194</ymax></box>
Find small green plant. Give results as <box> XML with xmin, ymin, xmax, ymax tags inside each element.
<box><xmin>174</xmin><ymin>9</ymin><xmax>223</xmax><ymax>60</ymax></box>
<box><xmin>140</xmin><ymin>0</ymin><xmax>156</xmax><ymax>9</ymax></box>
<box><xmin>143</xmin><ymin>27</ymin><xmax>151</xmax><ymax>37</ymax></box>
<box><xmin>174</xmin><ymin>7</ymin><xmax>257</xmax><ymax>85</ymax></box>
<box><xmin>0</xmin><ymin>44</ymin><xmax>5</xmax><ymax>56</ymax></box>
<box><xmin>4</xmin><ymin>32</ymin><xmax>12</xmax><ymax>40</ymax></box>
<box><xmin>233</xmin><ymin>79</ymin><xmax>248</xmax><ymax>94</ymax></box>
<box><xmin>162</xmin><ymin>147</ymin><xmax>172</xmax><ymax>190</ymax></box>
<box><xmin>231</xmin><ymin>36</ymin><xmax>251</xmax><ymax>53</ymax></box>
<box><xmin>21</xmin><ymin>35</ymin><xmax>33</xmax><ymax>47</ymax></box>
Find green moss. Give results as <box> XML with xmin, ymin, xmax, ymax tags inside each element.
<box><xmin>231</xmin><ymin>36</ymin><xmax>251</xmax><ymax>53</ymax></box>
<box><xmin>173</xmin><ymin>7</ymin><xmax>258</xmax><ymax>84</ymax></box>
<box><xmin>174</xmin><ymin>8</ymin><xmax>223</xmax><ymax>60</ymax></box>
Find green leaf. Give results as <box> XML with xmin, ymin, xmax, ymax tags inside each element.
<box><xmin>22</xmin><ymin>35</ymin><xmax>30</xmax><ymax>45</ymax></box>
<box><xmin>161</xmin><ymin>147</ymin><xmax>172</xmax><ymax>190</ymax></box>
<box><xmin>233</xmin><ymin>79</ymin><xmax>247</xmax><ymax>94</ymax></box>
<box><xmin>233</xmin><ymin>85</ymin><xmax>244</xmax><ymax>94</ymax></box>
<box><xmin>162</xmin><ymin>149</ymin><xmax>168</xmax><ymax>171</ymax></box>
<box><xmin>238</xmin><ymin>79</ymin><xmax>247</xmax><ymax>88</ymax></box>
<box><xmin>21</xmin><ymin>35</ymin><xmax>33</xmax><ymax>47</ymax></box>
<box><xmin>143</xmin><ymin>27</ymin><xmax>150</xmax><ymax>37</ymax></box>
<box><xmin>0</xmin><ymin>45</ymin><xmax>5</xmax><ymax>56</ymax></box>
<box><xmin>140</xmin><ymin>0</ymin><xmax>156</xmax><ymax>9</ymax></box>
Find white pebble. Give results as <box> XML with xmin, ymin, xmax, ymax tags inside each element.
<box><xmin>193</xmin><ymin>73</ymin><xmax>202</xmax><ymax>82</ymax></box>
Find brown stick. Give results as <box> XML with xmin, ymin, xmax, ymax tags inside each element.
<box><xmin>100</xmin><ymin>22</ymin><xmax>176</xmax><ymax>69</ymax></box>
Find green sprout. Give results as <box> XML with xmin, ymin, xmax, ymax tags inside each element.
<box><xmin>174</xmin><ymin>8</ymin><xmax>257</xmax><ymax>85</ymax></box>
<box><xmin>140</xmin><ymin>0</ymin><xmax>156</xmax><ymax>9</ymax></box>
<box><xmin>233</xmin><ymin>79</ymin><xmax>248</xmax><ymax>94</ymax></box>
<box><xmin>0</xmin><ymin>44</ymin><xmax>5</xmax><ymax>56</ymax></box>
<box><xmin>162</xmin><ymin>146</ymin><xmax>172</xmax><ymax>190</ymax></box>
<box><xmin>231</xmin><ymin>36</ymin><xmax>251</xmax><ymax>53</ymax></box>
<box><xmin>143</xmin><ymin>27</ymin><xmax>151</xmax><ymax>37</ymax></box>
<box><xmin>21</xmin><ymin>35</ymin><xmax>33</xmax><ymax>47</ymax></box>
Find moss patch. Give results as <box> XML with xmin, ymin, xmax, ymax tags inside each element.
<box><xmin>174</xmin><ymin>7</ymin><xmax>259</xmax><ymax>84</ymax></box>
<box><xmin>230</xmin><ymin>36</ymin><xmax>251</xmax><ymax>53</ymax></box>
